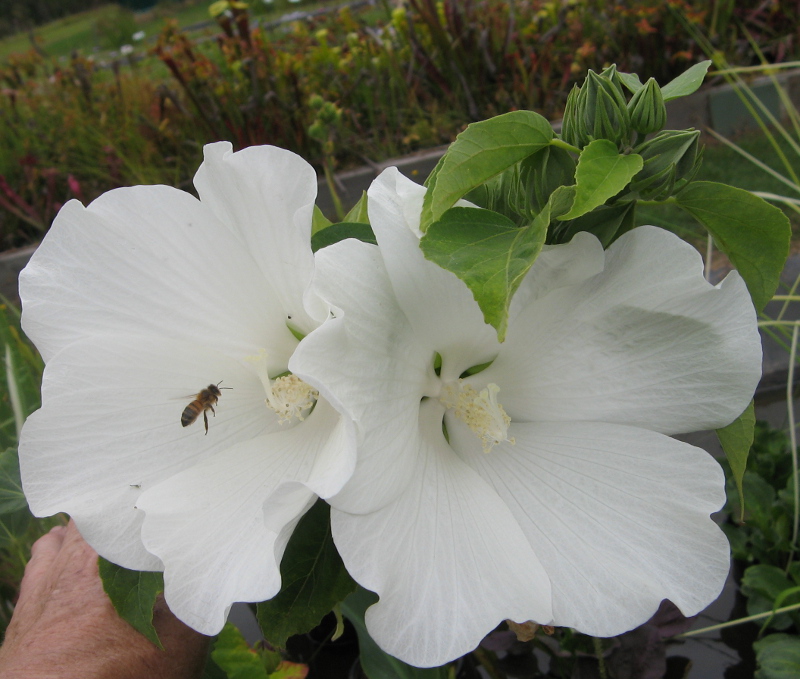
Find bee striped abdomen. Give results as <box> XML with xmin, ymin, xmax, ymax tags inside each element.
<box><xmin>181</xmin><ymin>401</ymin><xmax>204</xmax><ymax>427</ymax></box>
<box><xmin>182</xmin><ymin>383</ymin><xmax>223</xmax><ymax>434</ymax></box>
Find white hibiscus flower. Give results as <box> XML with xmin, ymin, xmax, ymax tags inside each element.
<box><xmin>291</xmin><ymin>168</ymin><xmax>762</xmax><ymax>667</ymax></box>
<box><xmin>18</xmin><ymin>142</ymin><xmax>356</xmax><ymax>635</ymax></box>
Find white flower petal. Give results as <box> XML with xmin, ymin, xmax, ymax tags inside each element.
<box><xmin>450</xmin><ymin>417</ymin><xmax>730</xmax><ymax>636</ymax></box>
<box><xmin>19</xmin><ymin>335</ymin><xmax>274</xmax><ymax>568</ymax></box>
<box><xmin>136</xmin><ymin>399</ymin><xmax>352</xmax><ymax>635</ymax></box>
<box><xmin>293</xmin><ymin>239</ymin><xmax>432</xmax><ymax>513</ymax></box>
<box><xmin>20</xmin><ymin>186</ymin><xmax>293</xmax><ymax>370</ymax></box>
<box><xmin>331</xmin><ymin>400</ymin><xmax>552</xmax><ymax>668</ymax></box>
<box><xmin>71</xmin><ymin>493</ymin><xmax>162</xmax><ymax>571</ymax></box>
<box><xmin>507</xmin><ymin>231</ymin><xmax>605</xmax><ymax>327</ymax></box>
<box><xmin>368</xmin><ymin>169</ymin><xmax>499</xmax><ymax>380</ymax></box>
<box><xmin>486</xmin><ymin>226</ymin><xmax>760</xmax><ymax>434</ymax></box>
<box><xmin>194</xmin><ymin>142</ymin><xmax>322</xmax><ymax>334</ymax></box>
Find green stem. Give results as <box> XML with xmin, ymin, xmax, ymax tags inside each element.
<box><xmin>787</xmin><ymin>323</ymin><xmax>800</xmax><ymax>573</ymax></box>
<box><xmin>322</xmin><ymin>158</ymin><xmax>345</xmax><ymax>221</ymax></box>
<box><xmin>681</xmin><ymin>602</ymin><xmax>800</xmax><ymax>636</ymax></box>
<box><xmin>549</xmin><ymin>138</ymin><xmax>581</xmax><ymax>154</ymax></box>
<box><xmin>592</xmin><ymin>637</ymin><xmax>608</xmax><ymax>679</ymax></box>
<box><xmin>636</xmin><ymin>197</ymin><xmax>677</xmax><ymax>207</ymax></box>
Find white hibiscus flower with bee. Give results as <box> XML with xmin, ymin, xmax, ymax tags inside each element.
<box><xmin>18</xmin><ymin>142</ymin><xmax>356</xmax><ymax>635</ymax></box>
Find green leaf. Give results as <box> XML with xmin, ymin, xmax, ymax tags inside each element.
<box><xmin>421</xmin><ymin>110</ymin><xmax>554</xmax><ymax>231</ymax></box>
<box><xmin>312</xmin><ymin>205</ymin><xmax>333</xmax><ymax>236</ymax></box>
<box><xmin>0</xmin><ymin>507</ymin><xmax>30</xmax><ymax>550</ymax></box>
<box><xmin>311</xmin><ymin>222</ymin><xmax>377</xmax><ymax>253</ymax></box>
<box><xmin>558</xmin><ymin>139</ymin><xmax>642</xmax><ymax>221</ymax></box>
<box><xmin>716</xmin><ymin>401</ymin><xmax>755</xmax><ymax>520</ymax></box>
<box><xmin>269</xmin><ymin>662</ymin><xmax>309</xmax><ymax>679</ymax></box>
<box><xmin>202</xmin><ymin>651</ymin><xmax>229</xmax><ymax>679</ymax></box>
<box><xmin>519</xmin><ymin>145</ymin><xmax>576</xmax><ymax>214</ymax></box>
<box><xmin>553</xmin><ymin>201</ymin><xmax>635</xmax><ymax>248</ymax></box>
<box><xmin>341</xmin><ymin>588</ymin><xmax>450</xmax><ymax>679</ymax></box>
<box><xmin>675</xmin><ymin>181</ymin><xmax>790</xmax><ymax>310</ymax></box>
<box><xmin>755</xmin><ymin>634</ymin><xmax>800</xmax><ymax>679</ymax></box>
<box><xmin>98</xmin><ymin>557</ymin><xmax>164</xmax><ymax>649</ymax></box>
<box><xmin>343</xmin><ymin>191</ymin><xmax>370</xmax><ymax>224</ymax></box>
<box><xmin>736</xmin><ymin>471</ymin><xmax>777</xmax><ymax>524</ymax></box>
<box><xmin>760</xmin><ymin>586</ymin><xmax>800</xmax><ymax>635</ymax></box>
<box><xmin>420</xmin><ymin>204</ymin><xmax>551</xmax><ymax>342</ymax></box>
<box><xmin>423</xmin><ymin>152</ymin><xmax>446</xmax><ymax>189</ymax></box>
<box><xmin>211</xmin><ymin>623</ymin><xmax>270</xmax><ymax>679</ymax></box>
<box><xmin>617</xmin><ymin>70</ymin><xmax>643</xmax><ymax>94</ymax></box>
<box><xmin>257</xmin><ymin>500</ymin><xmax>357</xmax><ymax>648</ymax></box>
<box><xmin>660</xmin><ymin>60</ymin><xmax>711</xmax><ymax>101</ymax></box>
<box><xmin>0</xmin><ymin>448</ymin><xmax>28</xmax><ymax>515</ymax></box>
<box><xmin>741</xmin><ymin>565</ymin><xmax>800</xmax><ymax>631</ymax></box>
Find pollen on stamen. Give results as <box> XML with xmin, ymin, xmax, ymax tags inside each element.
<box><xmin>266</xmin><ymin>375</ymin><xmax>319</xmax><ymax>424</ymax></box>
<box><xmin>243</xmin><ymin>350</ymin><xmax>318</xmax><ymax>424</ymax></box>
<box><xmin>440</xmin><ymin>380</ymin><xmax>514</xmax><ymax>453</ymax></box>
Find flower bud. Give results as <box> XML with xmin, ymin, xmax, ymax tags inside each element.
<box><xmin>520</xmin><ymin>146</ymin><xmax>576</xmax><ymax>213</ymax></box>
<box><xmin>599</xmin><ymin>64</ymin><xmax>627</xmax><ymax>98</ymax></box>
<box><xmin>572</xmin><ymin>70</ymin><xmax>632</xmax><ymax>149</ymax></box>
<box><xmin>630</xmin><ymin>129</ymin><xmax>701</xmax><ymax>200</ymax></box>
<box><xmin>627</xmin><ymin>78</ymin><xmax>667</xmax><ymax>135</ymax></box>
<box><xmin>560</xmin><ymin>84</ymin><xmax>584</xmax><ymax>148</ymax></box>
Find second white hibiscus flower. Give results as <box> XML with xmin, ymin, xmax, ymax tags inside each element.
<box><xmin>293</xmin><ymin>168</ymin><xmax>762</xmax><ymax>668</ymax></box>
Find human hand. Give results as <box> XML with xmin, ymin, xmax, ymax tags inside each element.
<box><xmin>0</xmin><ymin>520</ymin><xmax>209</xmax><ymax>679</ymax></box>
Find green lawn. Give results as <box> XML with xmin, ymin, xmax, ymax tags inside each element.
<box><xmin>0</xmin><ymin>2</ymin><xmax>214</xmax><ymax>61</ymax></box>
<box><xmin>0</xmin><ymin>0</ymin><xmax>330</xmax><ymax>62</ymax></box>
<box><xmin>0</xmin><ymin>6</ymin><xmax>121</xmax><ymax>60</ymax></box>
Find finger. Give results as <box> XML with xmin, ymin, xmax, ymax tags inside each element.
<box><xmin>30</xmin><ymin>524</ymin><xmax>67</xmax><ymax>560</ymax></box>
<box><xmin>8</xmin><ymin>524</ymin><xmax>69</xmax><ymax>637</ymax></box>
<box><xmin>53</xmin><ymin>519</ymin><xmax>101</xmax><ymax>576</ymax></box>
<box><xmin>18</xmin><ymin>525</ymin><xmax>67</xmax><ymax>600</ymax></box>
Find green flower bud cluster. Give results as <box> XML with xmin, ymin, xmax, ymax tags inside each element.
<box><xmin>561</xmin><ymin>66</ymin><xmax>632</xmax><ymax>150</ymax></box>
<box><xmin>630</xmin><ymin>129</ymin><xmax>701</xmax><ymax>200</ymax></box>
<box><xmin>520</xmin><ymin>146</ymin><xmax>576</xmax><ymax>214</ymax></box>
<box><xmin>562</xmin><ymin>65</ymin><xmax>669</xmax><ymax>150</ymax></box>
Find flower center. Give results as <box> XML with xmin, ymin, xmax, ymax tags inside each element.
<box><xmin>265</xmin><ymin>375</ymin><xmax>319</xmax><ymax>423</ymax></box>
<box><xmin>440</xmin><ymin>380</ymin><xmax>514</xmax><ymax>453</ymax></box>
<box><xmin>245</xmin><ymin>350</ymin><xmax>318</xmax><ymax>424</ymax></box>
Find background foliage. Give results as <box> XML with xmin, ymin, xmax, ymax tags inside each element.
<box><xmin>1</xmin><ymin>0</ymin><xmax>800</xmax><ymax>247</ymax></box>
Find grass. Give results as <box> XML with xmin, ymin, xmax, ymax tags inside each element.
<box><xmin>0</xmin><ymin>3</ymin><xmax>215</xmax><ymax>62</ymax></box>
<box><xmin>0</xmin><ymin>0</ymin><xmax>334</xmax><ymax>62</ymax></box>
<box><xmin>0</xmin><ymin>6</ymin><xmax>123</xmax><ymax>61</ymax></box>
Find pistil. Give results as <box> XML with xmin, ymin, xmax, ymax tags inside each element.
<box><xmin>440</xmin><ymin>380</ymin><xmax>514</xmax><ymax>453</ymax></box>
<box><xmin>245</xmin><ymin>350</ymin><xmax>318</xmax><ymax>424</ymax></box>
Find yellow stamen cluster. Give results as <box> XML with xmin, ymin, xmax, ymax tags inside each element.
<box><xmin>244</xmin><ymin>350</ymin><xmax>318</xmax><ymax>424</ymax></box>
<box><xmin>266</xmin><ymin>375</ymin><xmax>319</xmax><ymax>424</ymax></box>
<box><xmin>440</xmin><ymin>380</ymin><xmax>514</xmax><ymax>453</ymax></box>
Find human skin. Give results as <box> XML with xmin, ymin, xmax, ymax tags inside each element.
<box><xmin>0</xmin><ymin>521</ymin><xmax>210</xmax><ymax>679</ymax></box>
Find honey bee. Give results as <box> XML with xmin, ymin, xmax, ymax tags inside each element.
<box><xmin>181</xmin><ymin>382</ymin><xmax>231</xmax><ymax>435</ymax></box>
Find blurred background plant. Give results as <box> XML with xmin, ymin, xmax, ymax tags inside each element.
<box><xmin>0</xmin><ymin>301</ymin><xmax>62</xmax><ymax>636</ymax></box>
<box><xmin>1</xmin><ymin>0</ymin><xmax>800</xmax><ymax>247</ymax></box>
